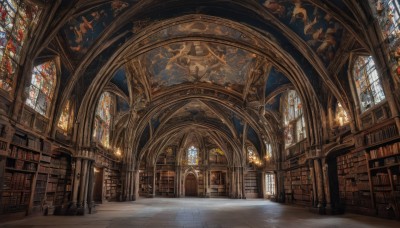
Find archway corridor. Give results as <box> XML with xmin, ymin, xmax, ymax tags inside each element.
<box><xmin>0</xmin><ymin>198</ymin><xmax>398</xmax><ymax>228</ymax></box>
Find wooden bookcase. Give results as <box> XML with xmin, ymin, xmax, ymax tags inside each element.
<box><xmin>244</xmin><ymin>171</ymin><xmax>259</xmax><ymax>198</ymax></box>
<box><xmin>365</xmin><ymin>140</ymin><xmax>400</xmax><ymax>219</ymax></box>
<box><xmin>290</xmin><ymin>166</ymin><xmax>312</xmax><ymax>205</ymax></box>
<box><xmin>209</xmin><ymin>171</ymin><xmax>226</xmax><ymax>197</ymax></box>
<box><xmin>155</xmin><ymin>170</ymin><xmax>175</xmax><ymax>197</ymax></box>
<box><xmin>336</xmin><ymin>151</ymin><xmax>372</xmax><ymax>213</ymax></box>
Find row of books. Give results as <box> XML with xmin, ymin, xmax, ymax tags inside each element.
<box><xmin>369</xmin><ymin>142</ymin><xmax>400</xmax><ymax>159</ymax></box>
<box><xmin>8</xmin><ymin>146</ymin><xmax>40</xmax><ymax>161</ymax></box>
<box><xmin>372</xmin><ymin>173</ymin><xmax>390</xmax><ymax>185</ymax></box>
<box><xmin>7</xmin><ymin>159</ymin><xmax>37</xmax><ymax>171</ymax></box>
<box><xmin>2</xmin><ymin>172</ymin><xmax>32</xmax><ymax>191</ymax></box>
<box><xmin>365</xmin><ymin>124</ymin><xmax>398</xmax><ymax>145</ymax></box>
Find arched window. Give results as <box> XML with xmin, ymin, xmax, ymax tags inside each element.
<box><xmin>282</xmin><ymin>90</ymin><xmax>306</xmax><ymax>148</ymax></box>
<box><xmin>187</xmin><ymin>146</ymin><xmax>198</xmax><ymax>165</ymax></box>
<box><xmin>25</xmin><ymin>60</ymin><xmax>57</xmax><ymax>116</ymax></box>
<box><xmin>335</xmin><ymin>102</ymin><xmax>350</xmax><ymax>126</ymax></box>
<box><xmin>265</xmin><ymin>143</ymin><xmax>272</xmax><ymax>160</ymax></box>
<box><xmin>93</xmin><ymin>92</ymin><xmax>113</xmax><ymax>148</ymax></box>
<box><xmin>353</xmin><ymin>56</ymin><xmax>385</xmax><ymax>111</ymax></box>
<box><xmin>0</xmin><ymin>1</ymin><xmax>41</xmax><ymax>93</ymax></box>
<box><xmin>57</xmin><ymin>100</ymin><xmax>74</xmax><ymax>133</ymax></box>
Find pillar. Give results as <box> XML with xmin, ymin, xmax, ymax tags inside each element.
<box><xmin>314</xmin><ymin>158</ymin><xmax>326</xmax><ymax>213</ymax></box>
<box><xmin>78</xmin><ymin>159</ymin><xmax>88</xmax><ymax>208</ymax></box>
<box><xmin>133</xmin><ymin>169</ymin><xmax>140</xmax><ymax>200</ymax></box>
<box><xmin>72</xmin><ymin>158</ymin><xmax>82</xmax><ymax>206</ymax></box>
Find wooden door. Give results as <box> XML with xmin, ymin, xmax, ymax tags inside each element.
<box><xmin>93</xmin><ymin>168</ymin><xmax>103</xmax><ymax>203</ymax></box>
<box><xmin>185</xmin><ymin>173</ymin><xmax>197</xmax><ymax>197</ymax></box>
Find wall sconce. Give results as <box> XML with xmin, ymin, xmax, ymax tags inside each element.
<box><xmin>94</xmin><ymin>167</ymin><xmax>100</xmax><ymax>173</ymax></box>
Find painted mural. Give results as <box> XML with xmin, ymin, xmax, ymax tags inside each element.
<box><xmin>261</xmin><ymin>0</ymin><xmax>343</xmax><ymax>64</ymax></box>
<box><xmin>0</xmin><ymin>0</ymin><xmax>41</xmax><ymax>93</ymax></box>
<box><xmin>58</xmin><ymin>100</ymin><xmax>74</xmax><ymax>133</ymax></box>
<box><xmin>63</xmin><ymin>0</ymin><xmax>131</xmax><ymax>54</ymax></box>
<box><xmin>265</xmin><ymin>67</ymin><xmax>291</xmax><ymax>96</ymax></box>
<box><xmin>93</xmin><ymin>92</ymin><xmax>113</xmax><ymax>148</ymax></box>
<box><xmin>142</xmin><ymin>21</ymin><xmax>256</xmax><ymax>46</ymax></box>
<box><xmin>145</xmin><ymin>41</ymin><xmax>257</xmax><ymax>91</ymax></box>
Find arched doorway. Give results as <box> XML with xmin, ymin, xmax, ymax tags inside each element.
<box><xmin>185</xmin><ymin>173</ymin><xmax>198</xmax><ymax>197</ymax></box>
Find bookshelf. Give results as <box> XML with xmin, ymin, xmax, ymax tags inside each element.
<box><xmin>336</xmin><ymin>151</ymin><xmax>372</xmax><ymax>213</ymax></box>
<box><xmin>244</xmin><ymin>171</ymin><xmax>259</xmax><ymax>198</ymax></box>
<box><xmin>155</xmin><ymin>170</ymin><xmax>175</xmax><ymax>197</ymax></box>
<box><xmin>290</xmin><ymin>167</ymin><xmax>312</xmax><ymax>205</ymax></box>
<box><xmin>209</xmin><ymin>171</ymin><xmax>226</xmax><ymax>197</ymax></box>
<box><xmin>365</xmin><ymin>140</ymin><xmax>400</xmax><ymax>219</ymax></box>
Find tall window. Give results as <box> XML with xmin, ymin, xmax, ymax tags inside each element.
<box><xmin>370</xmin><ymin>0</ymin><xmax>400</xmax><ymax>45</ymax></box>
<box><xmin>187</xmin><ymin>146</ymin><xmax>198</xmax><ymax>165</ymax></box>
<box><xmin>57</xmin><ymin>100</ymin><xmax>74</xmax><ymax>133</ymax></box>
<box><xmin>353</xmin><ymin>56</ymin><xmax>385</xmax><ymax>111</ymax></box>
<box><xmin>0</xmin><ymin>1</ymin><xmax>41</xmax><ymax>93</ymax></box>
<box><xmin>265</xmin><ymin>143</ymin><xmax>272</xmax><ymax>160</ymax></box>
<box><xmin>335</xmin><ymin>102</ymin><xmax>350</xmax><ymax>126</ymax></box>
<box><xmin>282</xmin><ymin>90</ymin><xmax>306</xmax><ymax>148</ymax></box>
<box><xmin>265</xmin><ymin>173</ymin><xmax>276</xmax><ymax>195</ymax></box>
<box><xmin>93</xmin><ymin>92</ymin><xmax>113</xmax><ymax>148</ymax></box>
<box><xmin>369</xmin><ymin>1</ymin><xmax>400</xmax><ymax>81</ymax></box>
<box><xmin>25</xmin><ymin>60</ymin><xmax>56</xmax><ymax>116</ymax></box>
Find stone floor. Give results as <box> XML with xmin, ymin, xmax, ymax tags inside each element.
<box><xmin>0</xmin><ymin>198</ymin><xmax>399</xmax><ymax>228</ymax></box>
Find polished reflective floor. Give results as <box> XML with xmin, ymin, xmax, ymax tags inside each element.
<box><xmin>0</xmin><ymin>198</ymin><xmax>399</xmax><ymax>228</ymax></box>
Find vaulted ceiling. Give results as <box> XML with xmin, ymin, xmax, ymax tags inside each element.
<box><xmin>35</xmin><ymin>0</ymin><xmax>374</xmax><ymax>160</ymax></box>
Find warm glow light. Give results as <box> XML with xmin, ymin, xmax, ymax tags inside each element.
<box><xmin>94</xmin><ymin>167</ymin><xmax>99</xmax><ymax>173</ymax></box>
<box><xmin>115</xmin><ymin>148</ymin><xmax>122</xmax><ymax>156</ymax></box>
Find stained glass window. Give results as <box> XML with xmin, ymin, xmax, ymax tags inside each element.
<box><xmin>335</xmin><ymin>102</ymin><xmax>350</xmax><ymax>126</ymax></box>
<box><xmin>265</xmin><ymin>143</ymin><xmax>272</xmax><ymax>160</ymax></box>
<box><xmin>369</xmin><ymin>1</ymin><xmax>400</xmax><ymax>82</ymax></box>
<box><xmin>353</xmin><ymin>56</ymin><xmax>385</xmax><ymax>111</ymax></box>
<box><xmin>93</xmin><ymin>92</ymin><xmax>113</xmax><ymax>148</ymax></box>
<box><xmin>25</xmin><ymin>60</ymin><xmax>56</xmax><ymax>116</ymax></box>
<box><xmin>0</xmin><ymin>0</ymin><xmax>41</xmax><ymax>93</ymax></box>
<box><xmin>57</xmin><ymin>100</ymin><xmax>74</xmax><ymax>133</ymax></box>
<box><xmin>187</xmin><ymin>146</ymin><xmax>198</xmax><ymax>165</ymax></box>
<box><xmin>282</xmin><ymin>90</ymin><xmax>306</xmax><ymax>148</ymax></box>
<box><xmin>265</xmin><ymin>173</ymin><xmax>276</xmax><ymax>195</ymax></box>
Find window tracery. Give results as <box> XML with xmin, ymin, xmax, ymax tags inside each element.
<box><xmin>282</xmin><ymin>90</ymin><xmax>306</xmax><ymax>148</ymax></box>
<box><xmin>353</xmin><ymin>56</ymin><xmax>385</xmax><ymax>111</ymax></box>
<box><xmin>369</xmin><ymin>0</ymin><xmax>400</xmax><ymax>80</ymax></box>
<box><xmin>25</xmin><ymin>60</ymin><xmax>56</xmax><ymax>116</ymax></box>
<box><xmin>187</xmin><ymin>145</ymin><xmax>198</xmax><ymax>165</ymax></box>
<box><xmin>0</xmin><ymin>0</ymin><xmax>41</xmax><ymax>93</ymax></box>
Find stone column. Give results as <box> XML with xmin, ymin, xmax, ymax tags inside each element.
<box><xmin>78</xmin><ymin>159</ymin><xmax>88</xmax><ymax>208</ymax></box>
<box><xmin>260</xmin><ymin>171</ymin><xmax>266</xmax><ymax>198</ymax></box>
<box><xmin>309</xmin><ymin>160</ymin><xmax>317</xmax><ymax>207</ymax></box>
<box><xmin>322</xmin><ymin>159</ymin><xmax>332</xmax><ymax>214</ymax></box>
<box><xmin>133</xmin><ymin>169</ymin><xmax>140</xmax><ymax>200</ymax></box>
<box><xmin>87</xmin><ymin>161</ymin><xmax>95</xmax><ymax>214</ymax></box>
<box><xmin>314</xmin><ymin>158</ymin><xmax>325</xmax><ymax>213</ymax></box>
<box><xmin>72</xmin><ymin>158</ymin><xmax>82</xmax><ymax>206</ymax></box>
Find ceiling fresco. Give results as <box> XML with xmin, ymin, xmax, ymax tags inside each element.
<box><xmin>111</xmin><ymin>68</ymin><xmax>129</xmax><ymax>96</ymax></box>
<box><xmin>62</xmin><ymin>0</ymin><xmax>132</xmax><ymax>55</ymax></box>
<box><xmin>173</xmin><ymin>100</ymin><xmax>216</xmax><ymax>120</ymax></box>
<box><xmin>260</xmin><ymin>0</ymin><xmax>344</xmax><ymax>64</ymax></box>
<box><xmin>142</xmin><ymin>20</ymin><xmax>258</xmax><ymax>46</ymax></box>
<box><xmin>144</xmin><ymin>41</ymin><xmax>257</xmax><ymax>92</ymax></box>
